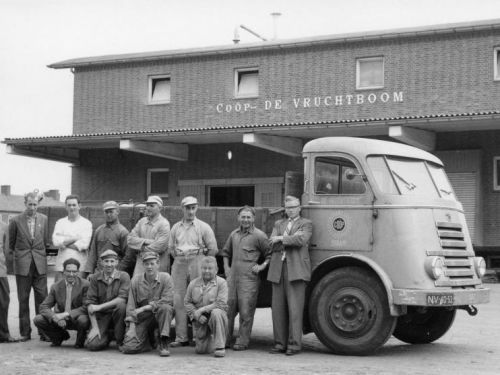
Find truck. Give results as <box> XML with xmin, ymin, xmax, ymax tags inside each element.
<box><xmin>39</xmin><ymin>136</ymin><xmax>490</xmax><ymax>355</ymax></box>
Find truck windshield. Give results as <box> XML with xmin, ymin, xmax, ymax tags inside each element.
<box><xmin>367</xmin><ymin>156</ymin><xmax>456</xmax><ymax>200</ymax></box>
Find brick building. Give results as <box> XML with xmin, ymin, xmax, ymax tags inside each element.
<box><xmin>3</xmin><ymin>19</ymin><xmax>500</xmax><ymax>268</ymax></box>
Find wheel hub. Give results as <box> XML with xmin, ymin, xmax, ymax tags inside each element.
<box><xmin>329</xmin><ymin>288</ymin><xmax>375</xmax><ymax>333</ymax></box>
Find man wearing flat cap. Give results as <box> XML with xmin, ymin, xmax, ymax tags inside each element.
<box><xmin>85</xmin><ymin>249</ymin><xmax>130</xmax><ymax>351</ymax></box>
<box><xmin>85</xmin><ymin>201</ymin><xmax>130</xmax><ymax>276</ymax></box>
<box><xmin>222</xmin><ymin>205</ymin><xmax>270</xmax><ymax>350</ymax></box>
<box><xmin>168</xmin><ymin>195</ymin><xmax>218</xmax><ymax>347</ymax></box>
<box><xmin>128</xmin><ymin>195</ymin><xmax>170</xmax><ymax>275</ymax></box>
<box><xmin>121</xmin><ymin>251</ymin><xmax>174</xmax><ymax>357</ymax></box>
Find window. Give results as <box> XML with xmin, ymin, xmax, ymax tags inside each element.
<box><xmin>148</xmin><ymin>75</ymin><xmax>171</xmax><ymax>104</ymax></box>
<box><xmin>495</xmin><ymin>48</ymin><xmax>500</xmax><ymax>81</ymax></box>
<box><xmin>493</xmin><ymin>157</ymin><xmax>500</xmax><ymax>191</ymax></box>
<box><xmin>235</xmin><ymin>68</ymin><xmax>259</xmax><ymax>98</ymax></box>
<box><xmin>147</xmin><ymin>168</ymin><xmax>169</xmax><ymax>197</ymax></box>
<box><xmin>356</xmin><ymin>57</ymin><xmax>384</xmax><ymax>90</ymax></box>
<box><xmin>315</xmin><ymin>157</ymin><xmax>366</xmax><ymax>195</ymax></box>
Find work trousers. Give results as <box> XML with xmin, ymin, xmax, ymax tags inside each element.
<box><xmin>226</xmin><ymin>266</ymin><xmax>260</xmax><ymax>347</ymax></box>
<box><xmin>193</xmin><ymin>308</ymin><xmax>228</xmax><ymax>354</ymax></box>
<box><xmin>172</xmin><ymin>254</ymin><xmax>203</xmax><ymax>343</ymax></box>
<box><xmin>85</xmin><ymin>302</ymin><xmax>127</xmax><ymax>351</ymax></box>
<box><xmin>121</xmin><ymin>304</ymin><xmax>173</xmax><ymax>354</ymax></box>
<box><xmin>271</xmin><ymin>261</ymin><xmax>306</xmax><ymax>351</ymax></box>
<box><xmin>33</xmin><ymin>313</ymin><xmax>90</xmax><ymax>346</ymax></box>
<box><xmin>0</xmin><ymin>277</ymin><xmax>11</xmax><ymax>339</ymax></box>
<box><xmin>16</xmin><ymin>260</ymin><xmax>48</xmax><ymax>337</ymax></box>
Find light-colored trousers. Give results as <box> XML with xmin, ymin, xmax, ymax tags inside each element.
<box><xmin>193</xmin><ymin>308</ymin><xmax>228</xmax><ymax>353</ymax></box>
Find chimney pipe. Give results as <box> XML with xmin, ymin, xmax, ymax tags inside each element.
<box><xmin>271</xmin><ymin>12</ymin><xmax>281</xmax><ymax>40</ymax></box>
<box><xmin>1</xmin><ymin>185</ymin><xmax>11</xmax><ymax>196</ymax></box>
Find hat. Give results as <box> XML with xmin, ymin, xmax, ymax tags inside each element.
<box><xmin>142</xmin><ymin>251</ymin><xmax>159</xmax><ymax>262</ymax></box>
<box><xmin>102</xmin><ymin>200</ymin><xmax>119</xmax><ymax>211</ymax></box>
<box><xmin>146</xmin><ymin>195</ymin><xmax>163</xmax><ymax>206</ymax></box>
<box><xmin>181</xmin><ymin>196</ymin><xmax>198</xmax><ymax>206</ymax></box>
<box><xmin>100</xmin><ymin>249</ymin><xmax>118</xmax><ymax>259</ymax></box>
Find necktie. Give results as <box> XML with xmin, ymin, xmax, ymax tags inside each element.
<box><xmin>65</xmin><ymin>284</ymin><xmax>73</xmax><ymax>313</ymax></box>
<box><xmin>281</xmin><ymin>220</ymin><xmax>293</xmax><ymax>261</ymax></box>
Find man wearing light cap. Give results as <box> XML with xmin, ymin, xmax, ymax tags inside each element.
<box><xmin>85</xmin><ymin>201</ymin><xmax>130</xmax><ymax>276</ymax></box>
<box><xmin>85</xmin><ymin>249</ymin><xmax>130</xmax><ymax>351</ymax></box>
<box><xmin>128</xmin><ymin>195</ymin><xmax>170</xmax><ymax>275</ymax></box>
<box><xmin>121</xmin><ymin>251</ymin><xmax>174</xmax><ymax>357</ymax></box>
<box><xmin>168</xmin><ymin>195</ymin><xmax>218</xmax><ymax>347</ymax></box>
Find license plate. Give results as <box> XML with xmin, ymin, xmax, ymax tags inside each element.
<box><xmin>426</xmin><ymin>294</ymin><xmax>454</xmax><ymax>306</ymax></box>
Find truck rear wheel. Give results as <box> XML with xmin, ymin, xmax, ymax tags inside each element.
<box><xmin>309</xmin><ymin>267</ymin><xmax>396</xmax><ymax>355</ymax></box>
<box><xmin>393</xmin><ymin>307</ymin><xmax>456</xmax><ymax>344</ymax></box>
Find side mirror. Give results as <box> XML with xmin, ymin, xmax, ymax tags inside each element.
<box><xmin>345</xmin><ymin>168</ymin><xmax>361</xmax><ymax>180</ymax></box>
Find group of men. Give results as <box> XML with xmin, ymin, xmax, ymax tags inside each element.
<box><xmin>0</xmin><ymin>191</ymin><xmax>313</xmax><ymax>357</ymax></box>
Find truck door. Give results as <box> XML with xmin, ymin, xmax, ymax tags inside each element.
<box><xmin>304</xmin><ymin>154</ymin><xmax>374</xmax><ymax>252</ymax></box>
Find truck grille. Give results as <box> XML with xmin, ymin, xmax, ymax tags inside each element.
<box><xmin>427</xmin><ymin>221</ymin><xmax>481</xmax><ymax>287</ymax></box>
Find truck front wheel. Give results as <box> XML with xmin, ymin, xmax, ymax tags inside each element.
<box><xmin>393</xmin><ymin>307</ymin><xmax>456</xmax><ymax>344</ymax></box>
<box><xmin>309</xmin><ymin>267</ymin><xmax>396</xmax><ymax>355</ymax></box>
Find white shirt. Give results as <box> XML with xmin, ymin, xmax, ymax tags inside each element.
<box><xmin>52</xmin><ymin>216</ymin><xmax>93</xmax><ymax>272</ymax></box>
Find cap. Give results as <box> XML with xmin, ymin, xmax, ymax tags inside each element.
<box><xmin>100</xmin><ymin>249</ymin><xmax>118</xmax><ymax>259</ymax></box>
<box><xmin>142</xmin><ymin>251</ymin><xmax>159</xmax><ymax>262</ymax></box>
<box><xmin>238</xmin><ymin>205</ymin><xmax>256</xmax><ymax>216</ymax></box>
<box><xmin>102</xmin><ymin>200</ymin><xmax>119</xmax><ymax>211</ymax></box>
<box><xmin>181</xmin><ymin>196</ymin><xmax>198</xmax><ymax>206</ymax></box>
<box><xmin>146</xmin><ymin>195</ymin><xmax>163</xmax><ymax>206</ymax></box>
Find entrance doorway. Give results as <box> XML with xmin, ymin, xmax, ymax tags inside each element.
<box><xmin>209</xmin><ymin>186</ymin><xmax>255</xmax><ymax>207</ymax></box>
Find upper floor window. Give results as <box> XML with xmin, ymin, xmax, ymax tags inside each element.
<box><xmin>315</xmin><ymin>156</ymin><xmax>366</xmax><ymax>195</ymax></box>
<box><xmin>147</xmin><ymin>168</ymin><xmax>169</xmax><ymax>197</ymax></box>
<box><xmin>235</xmin><ymin>68</ymin><xmax>259</xmax><ymax>98</ymax></box>
<box><xmin>356</xmin><ymin>57</ymin><xmax>384</xmax><ymax>90</ymax></box>
<box><xmin>495</xmin><ymin>48</ymin><xmax>500</xmax><ymax>81</ymax></box>
<box><xmin>148</xmin><ymin>75</ymin><xmax>171</xmax><ymax>104</ymax></box>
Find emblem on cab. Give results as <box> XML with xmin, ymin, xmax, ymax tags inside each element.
<box><xmin>332</xmin><ymin>217</ymin><xmax>346</xmax><ymax>231</ymax></box>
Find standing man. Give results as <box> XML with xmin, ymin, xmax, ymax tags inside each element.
<box><xmin>1</xmin><ymin>221</ymin><xmax>18</xmax><ymax>343</ymax></box>
<box><xmin>168</xmin><ymin>196</ymin><xmax>218</xmax><ymax>347</ymax></box>
<box><xmin>52</xmin><ymin>195</ymin><xmax>92</xmax><ymax>279</ymax></box>
<box><xmin>121</xmin><ymin>252</ymin><xmax>174</xmax><ymax>357</ymax></box>
<box><xmin>85</xmin><ymin>201</ymin><xmax>130</xmax><ymax>275</ymax></box>
<box><xmin>127</xmin><ymin>196</ymin><xmax>170</xmax><ymax>276</ymax></box>
<box><xmin>34</xmin><ymin>258</ymin><xmax>90</xmax><ymax>348</ymax></box>
<box><xmin>9</xmin><ymin>190</ymin><xmax>49</xmax><ymax>341</ymax></box>
<box><xmin>185</xmin><ymin>256</ymin><xmax>228</xmax><ymax>358</ymax></box>
<box><xmin>222</xmin><ymin>206</ymin><xmax>270</xmax><ymax>350</ymax></box>
<box><xmin>85</xmin><ymin>249</ymin><xmax>130</xmax><ymax>351</ymax></box>
<box><xmin>268</xmin><ymin>195</ymin><xmax>313</xmax><ymax>356</ymax></box>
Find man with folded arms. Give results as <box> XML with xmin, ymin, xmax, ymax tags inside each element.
<box><xmin>34</xmin><ymin>258</ymin><xmax>90</xmax><ymax>348</ymax></box>
<box><xmin>85</xmin><ymin>249</ymin><xmax>130</xmax><ymax>351</ymax></box>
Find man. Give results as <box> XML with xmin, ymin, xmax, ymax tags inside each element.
<box><xmin>85</xmin><ymin>249</ymin><xmax>130</xmax><ymax>351</ymax></box>
<box><xmin>168</xmin><ymin>196</ymin><xmax>218</xmax><ymax>347</ymax></box>
<box><xmin>268</xmin><ymin>195</ymin><xmax>313</xmax><ymax>356</ymax></box>
<box><xmin>52</xmin><ymin>195</ymin><xmax>93</xmax><ymax>279</ymax></box>
<box><xmin>222</xmin><ymin>206</ymin><xmax>270</xmax><ymax>350</ymax></box>
<box><xmin>1</xmin><ymin>221</ymin><xmax>18</xmax><ymax>343</ymax></box>
<box><xmin>127</xmin><ymin>195</ymin><xmax>170</xmax><ymax>275</ymax></box>
<box><xmin>85</xmin><ymin>201</ymin><xmax>130</xmax><ymax>275</ymax></box>
<box><xmin>184</xmin><ymin>256</ymin><xmax>228</xmax><ymax>358</ymax></box>
<box><xmin>34</xmin><ymin>258</ymin><xmax>90</xmax><ymax>348</ymax></box>
<box><xmin>9</xmin><ymin>190</ymin><xmax>49</xmax><ymax>341</ymax></box>
<box><xmin>121</xmin><ymin>251</ymin><xmax>173</xmax><ymax>357</ymax></box>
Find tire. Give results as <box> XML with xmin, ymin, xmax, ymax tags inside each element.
<box><xmin>393</xmin><ymin>307</ymin><xmax>456</xmax><ymax>344</ymax></box>
<box><xmin>309</xmin><ymin>267</ymin><xmax>396</xmax><ymax>355</ymax></box>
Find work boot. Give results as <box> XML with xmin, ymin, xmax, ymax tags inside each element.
<box><xmin>214</xmin><ymin>348</ymin><xmax>225</xmax><ymax>358</ymax></box>
<box><xmin>159</xmin><ymin>336</ymin><xmax>170</xmax><ymax>357</ymax></box>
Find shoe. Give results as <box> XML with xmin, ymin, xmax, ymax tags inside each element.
<box><xmin>269</xmin><ymin>346</ymin><xmax>286</xmax><ymax>354</ymax></box>
<box><xmin>159</xmin><ymin>338</ymin><xmax>170</xmax><ymax>357</ymax></box>
<box><xmin>39</xmin><ymin>334</ymin><xmax>50</xmax><ymax>342</ymax></box>
<box><xmin>170</xmin><ymin>341</ymin><xmax>189</xmax><ymax>348</ymax></box>
<box><xmin>19</xmin><ymin>335</ymin><xmax>31</xmax><ymax>342</ymax></box>
<box><xmin>50</xmin><ymin>339</ymin><xmax>63</xmax><ymax>347</ymax></box>
<box><xmin>232</xmin><ymin>344</ymin><xmax>247</xmax><ymax>351</ymax></box>
<box><xmin>0</xmin><ymin>336</ymin><xmax>19</xmax><ymax>343</ymax></box>
<box><xmin>74</xmin><ymin>342</ymin><xmax>84</xmax><ymax>349</ymax></box>
<box><xmin>286</xmin><ymin>349</ymin><xmax>300</xmax><ymax>356</ymax></box>
<box><xmin>214</xmin><ymin>348</ymin><xmax>225</xmax><ymax>358</ymax></box>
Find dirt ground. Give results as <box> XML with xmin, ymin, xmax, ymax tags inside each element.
<box><xmin>1</xmin><ymin>276</ymin><xmax>498</xmax><ymax>375</ymax></box>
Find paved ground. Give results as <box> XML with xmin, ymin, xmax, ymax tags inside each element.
<box><xmin>1</xmin><ymin>276</ymin><xmax>498</xmax><ymax>375</ymax></box>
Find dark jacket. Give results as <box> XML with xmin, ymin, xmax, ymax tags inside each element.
<box><xmin>39</xmin><ymin>276</ymin><xmax>89</xmax><ymax>321</ymax></box>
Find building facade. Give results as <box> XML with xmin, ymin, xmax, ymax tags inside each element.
<box><xmin>3</xmin><ymin>19</ymin><xmax>500</xmax><ymax>268</ymax></box>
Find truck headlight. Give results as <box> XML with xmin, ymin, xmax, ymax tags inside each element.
<box><xmin>425</xmin><ymin>256</ymin><xmax>445</xmax><ymax>280</ymax></box>
<box><xmin>473</xmin><ymin>257</ymin><xmax>486</xmax><ymax>277</ymax></box>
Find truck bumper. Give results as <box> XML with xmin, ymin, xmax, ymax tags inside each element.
<box><xmin>392</xmin><ymin>287</ymin><xmax>490</xmax><ymax>306</ymax></box>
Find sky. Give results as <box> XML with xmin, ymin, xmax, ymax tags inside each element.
<box><xmin>1</xmin><ymin>0</ymin><xmax>500</xmax><ymax>199</ymax></box>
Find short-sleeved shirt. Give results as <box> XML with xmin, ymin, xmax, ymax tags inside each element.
<box><xmin>85</xmin><ymin>221</ymin><xmax>129</xmax><ymax>273</ymax></box>
<box><xmin>86</xmin><ymin>269</ymin><xmax>130</xmax><ymax>305</ymax></box>
<box><xmin>221</xmin><ymin>226</ymin><xmax>270</xmax><ymax>265</ymax></box>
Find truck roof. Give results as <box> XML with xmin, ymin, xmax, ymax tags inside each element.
<box><xmin>303</xmin><ymin>137</ymin><xmax>443</xmax><ymax>165</ymax></box>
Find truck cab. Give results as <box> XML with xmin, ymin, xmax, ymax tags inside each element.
<box><xmin>298</xmin><ymin>137</ymin><xmax>489</xmax><ymax>354</ymax></box>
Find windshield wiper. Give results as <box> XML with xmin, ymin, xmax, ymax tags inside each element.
<box><xmin>440</xmin><ymin>188</ymin><xmax>452</xmax><ymax>195</ymax></box>
<box><xmin>392</xmin><ymin>170</ymin><xmax>417</xmax><ymax>191</ymax></box>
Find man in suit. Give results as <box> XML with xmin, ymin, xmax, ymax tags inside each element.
<box><xmin>33</xmin><ymin>258</ymin><xmax>90</xmax><ymax>348</ymax></box>
<box><xmin>9</xmin><ymin>190</ymin><xmax>49</xmax><ymax>341</ymax></box>
<box><xmin>267</xmin><ymin>195</ymin><xmax>313</xmax><ymax>356</ymax></box>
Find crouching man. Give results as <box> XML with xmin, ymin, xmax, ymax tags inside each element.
<box><xmin>85</xmin><ymin>250</ymin><xmax>130</xmax><ymax>351</ymax></box>
<box><xmin>34</xmin><ymin>258</ymin><xmax>89</xmax><ymax>348</ymax></box>
<box><xmin>121</xmin><ymin>251</ymin><xmax>173</xmax><ymax>357</ymax></box>
<box><xmin>184</xmin><ymin>256</ymin><xmax>228</xmax><ymax>358</ymax></box>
